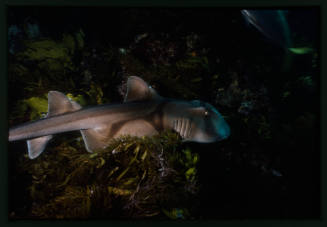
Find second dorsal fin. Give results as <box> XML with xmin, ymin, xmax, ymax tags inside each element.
<box><xmin>124</xmin><ymin>76</ymin><xmax>161</xmax><ymax>102</ymax></box>
<box><xmin>47</xmin><ymin>91</ymin><xmax>82</xmax><ymax>116</ymax></box>
<box><xmin>27</xmin><ymin>91</ymin><xmax>82</xmax><ymax>159</ymax></box>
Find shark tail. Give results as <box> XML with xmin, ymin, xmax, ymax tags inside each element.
<box><xmin>27</xmin><ymin>91</ymin><xmax>82</xmax><ymax>159</ymax></box>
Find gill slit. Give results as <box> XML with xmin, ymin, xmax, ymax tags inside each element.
<box><xmin>173</xmin><ymin>118</ymin><xmax>192</xmax><ymax>139</ymax></box>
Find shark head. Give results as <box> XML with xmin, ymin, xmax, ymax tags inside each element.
<box><xmin>123</xmin><ymin>76</ymin><xmax>230</xmax><ymax>143</ymax></box>
<box><xmin>172</xmin><ymin>100</ymin><xmax>230</xmax><ymax>143</ymax></box>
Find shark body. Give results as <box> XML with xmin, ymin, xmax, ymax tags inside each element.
<box><xmin>9</xmin><ymin>76</ymin><xmax>230</xmax><ymax>159</ymax></box>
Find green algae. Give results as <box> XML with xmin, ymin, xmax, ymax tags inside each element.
<box><xmin>20</xmin><ymin>131</ymin><xmax>199</xmax><ymax>219</ymax></box>
<box><xmin>288</xmin><ymin>47</ymin><xmax>314</xmax><ymax>55</ymax></box>
<box><xmin>86</xmin><ymin>82</ymin><xmax>104</xmax><ymax>105</ymax></box>
<box><xmin>17</xmin><ymin>38</ymin><xmax>74</xmax><ymax>72</ymax></box>
<box><xmin>75</xmin><ymin>29</ymin><xmax>85</xmax><ymax>50</ymax></box>
<box><xmin>23</xmin><ymin>96</ymin><xmax>48</xmax><ymax>120</ymax></box>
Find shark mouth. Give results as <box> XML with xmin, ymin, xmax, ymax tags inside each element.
<box><xmin>173</xmin><ymin>118</ymin><xmax>192</xmax><ymax>140</ymax></box>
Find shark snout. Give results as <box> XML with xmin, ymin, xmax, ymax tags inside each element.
<box><xmin>216</xmin><ymin>118</ymin><xmax>230</xmax><ymax>141</ymax></box>
<box><xmin>188</xmin><ymin>116</ymin><xmax>230</xmax><ymax>143</ymax></box>
<box><xmin>182</xmin><ymin>102</ymin><xmax>231</xmax><ymax>143</ymax></box>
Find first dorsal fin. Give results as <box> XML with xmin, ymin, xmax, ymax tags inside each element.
<box><xmin>124</xmin><ymin>76</ymin><xmax>161</xmax><ymax>102</ymax></box>
<box><xmin>27</xmin><ymin>91</ymin><xmax>82</xmax><ymax>159</ymax></box>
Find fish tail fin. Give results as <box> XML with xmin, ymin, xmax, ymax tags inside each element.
<box><xmin>26</xmin><ymin>91</ymin><xmax>82</xmax><ymax>159</ymax></box>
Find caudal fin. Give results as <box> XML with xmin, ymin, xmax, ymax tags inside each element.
<box><xmin>26</xmin><ymin>91</ymin><xmax>82</xmax><ymax>159</ymax></box>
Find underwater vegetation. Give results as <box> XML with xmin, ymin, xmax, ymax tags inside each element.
<box><xmin>16</xmin><ymin>131</ymin><xmax>198</xmax><ymax>219</ymax></box>
<box><xmin>8</xmin><ymin>8</ymin><xmax>319</xmax><ymax>219</ymax></box>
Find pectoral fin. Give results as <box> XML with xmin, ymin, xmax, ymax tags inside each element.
<box><xmin>80</xmin><ymin>120</ymin><xmax>158</xmax><ymax>153</ymax></box>
<box><xmin>80</xmin><ymin>127</ymin><xmax>110</xmax><ymax>153</ymax></box>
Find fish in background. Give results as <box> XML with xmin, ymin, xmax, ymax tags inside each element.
<box><xmin>241</xmin><ymin>9</ymin><xmax>315</xmax><ymax>55</ymax></box>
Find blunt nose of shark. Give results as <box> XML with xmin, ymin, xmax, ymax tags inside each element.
<box><xmin>205</xmin><ymin>103</ymin><xmax>230</xmax><ymax>141</ymax></box>
<box><xmin>218</xmin><ymin>119</ymin><xmax>230</xmax><ymax>140</ymax></box>
<box><xmin>215</xmin><ymin>116</ymin><xmax>230</xmax><ymax>141</ymax></box>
